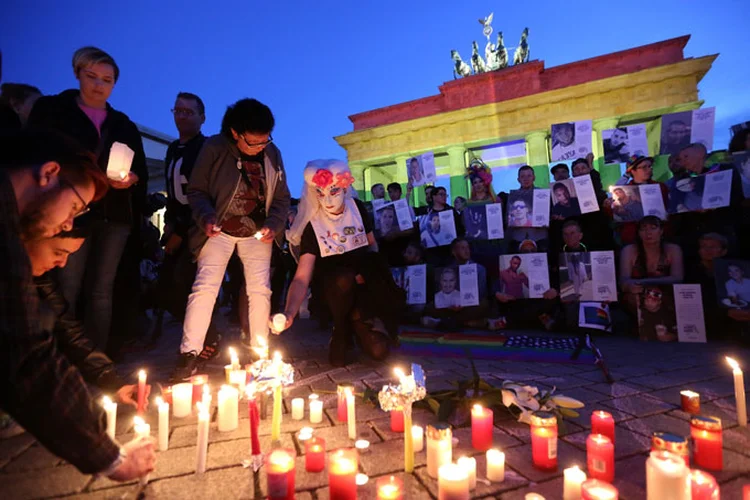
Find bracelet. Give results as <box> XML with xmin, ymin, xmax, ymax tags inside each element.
<box><xmin>100</xmin><ymin>447</ymin><xmax>127</xmax><ymax>479</ymax></box>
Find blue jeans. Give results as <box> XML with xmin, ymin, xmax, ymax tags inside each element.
<box><xmin>59</xmin><ymin>222</ymin><xmax>131</xmax><ymax>351</ymax></box>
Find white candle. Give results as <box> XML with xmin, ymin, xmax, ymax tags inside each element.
<box><xmin>195</xmin><ymin>403</ymin><xmax>210</xmax><ymax>475</ymax></box>
<box><xmin>272</xmin><ymin>313</ymin><xmax>287</xmax><ymax>332</ymax></box>
<box><xmin>346</xmin><ymin>388</ymin><xmax>356</xmax><ymax>440</ymax></box>
<box><xmin>101</xmin><ymin>396</ymin><xmax>117</xmax><ymax>440</ymax></box>
<box><xmin>217</xmin><ymin>385</ymin><xmax>239</xmax><ymax>432</ymax></box>
<box><xmin>106</xmin><ymin>142</ymin><xmax>134</xmax><ymax>180</ymax></box>
<box><xmin>646</xmin><ymin>450</ymin><xmax>690</xmax><ymax>500</ymax></box>
<box><xmin>427</xmin><ymin>425</ymin><xmax>453</xmax><ymax>479</ymax></box>
<box><xmin>229</xmin><ymin>347</ymin><xmax>240</xmax><ymax>371</ymax></box>
<box><xmin>156</xmin><ymin>397</ymin><xmax>169</xmax><ymax>451</ymax></box>
<box><xmin>202</xmin><ymin>385</ymin><xmax>212</xmax><ymax>409</ymax></box>
<box><xmin>291</xmin><ymin>398</ymin><xmax>305</xmax><ymax>420</ymax></box>
<box><xmin>726</xmin><ymin>357</ymin><xmax>747</xmax><ymax>427</ymax></box>
<box><xmin>486</xmin><ymin>448</ymin><xmax>505</xmax><ymax>482</ymax></box>
<box><xmin>563</xmin><ymin>465</ymin><xmax>587</xmax><ymax>500</ymax></box>
<box><xmin>355</xmin><ymin>439</ymin><xmax>370</xmax><ymax>454</ymax></box>
<box><xmin>229</xmin><ymin>369</ymin><xmax>247</xmax><ymax>390</ymax></box>
<box><xmin>438</xmin><ymin>463</ymin><xmax>470</xmax><ymax>500</ymax></box>
<box><xmin>525</xmin><ymin>495</ymin><xmax>546</xmax><ymax>500</ymax></box>
<box><xmin>133</xmin><ymin>416</ymin><xmax>151</xmax><ymax>486</ymax></box>
<box><xmin>412</xmin><ymin>425</ymin><xmax>424</xmax><ymax>452</ymax></box>
<box><xmin>172</xmin><ymin>383</ymin><xmax>192</xmax><ymax>418</ymax></box>
<box><xmin>457</xmin><ymin>456</ymin><xmax>477</xmax><ymax>490</ymax></box>
<box><xmin>309</xmin><ymin>394</ymin><xmax>323</xmax><ymax>423</ymax></box>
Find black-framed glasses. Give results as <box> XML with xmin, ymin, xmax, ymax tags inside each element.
<box><xmin>241</xmin><ymin>133</ymin><xmax>273</xmax><ymax>148</ymax></box>
<box><xmin>61</xmin><ymin>178</ymin><xmax>90</xmax><ymax>218</ymax></box>
<box><xmin>171</xmin><ymin>108</ymin><xmax>197</xmax><ymax>117</ymax></box>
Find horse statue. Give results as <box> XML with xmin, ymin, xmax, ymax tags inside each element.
<box><xmin>486</xmin><ymin>31</ymin><xmax>508</xmax><ymax>71</ymax></box>
<box><xmin>513</xmin><ymin>27</ymin><xmax>530</xmax><ymax>65</ymax></box>
<box><xmin>471</xmin><ymin>41</ymin><xmax>487</xmax><ymax>74</ymax></box>
<box><xmin>451</xmin><ymin>50</ymin><xmax>471</xmax><ymax>79</ymax></box>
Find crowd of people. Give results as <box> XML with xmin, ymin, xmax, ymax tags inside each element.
<box><xmin>1</xmin><ymin>43</ymin><xmax>750</xmax><ymax>482</ymax></box>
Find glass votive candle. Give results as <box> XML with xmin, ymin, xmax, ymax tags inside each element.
<box><xmin>651</xmin><ymin>431</ymin><xmax>689</xmax><ymax>465</ymax></box>
<box><xmin>190</xmin><ymin>374</ymin><xmax>209</xmax><ymax>405</ymax></box>
<box><xmin>266</xmin><ymin>448</ymin><xmax>296</xmax><ymax>500</ymax></box>
<box><xmin>690</xmin><ymin>415</ymin><xmax>723</xmax><ymax>471</ymax></box>
<box><xmin>376</xmin><ymin>475</ymin><xmax>404</xmax><ymax>500</ymax></box>
<box><xmin>304</xmin><ymin>437</ymin><xmax>326</xmax><ymax>472</ymax></box>
<box><xmin>530</xmin><ymin>411</ymin><xmax>558</xmax><ymax>471</ymax></box>
<box><xmin>581</xmin><ymin>478</ymin><xmax>619</xmax><ymax>499</ymax></box>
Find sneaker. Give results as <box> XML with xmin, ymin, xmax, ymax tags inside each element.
<box><xmin>197</xmin><ymin>340</ymin><xmax>221</xmax><ymax>363</ymax></box>
<box><xmin>171</xmin><ymin>351</ymin><xmax>199</xmax><ymax>381</ymax></box>
<box><xmin>421</xmin><ymin>316</ymin><xmax>442</xmax><ymax>328</ymax></box>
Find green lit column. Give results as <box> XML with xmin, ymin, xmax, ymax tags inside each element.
<box><xmin>592</xmin><ymin>117</ymin><xmax>621</xmax><ymax>188</ymax></box>
<box><xmin>349</xmin><ymin>162</ymin><xmax>366</xmax><ymax>200</ymax></box>
<box><xmin>525</xmin><ymin>130</ymin><xmax>549</xmax><ymax>186</ymax></box>
<box><xmin>447</xmin><ymin>146</ymin><xmax>468</xmax><ymax>202</ymax></box>
<box><xmin>393</xmin><ymin>155</ymin><xmax>410</xmax><ymax>202</ymax></box>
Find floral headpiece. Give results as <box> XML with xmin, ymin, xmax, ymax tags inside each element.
<box><xmin>312</xmin><ymin>169</ymin><xmax>355</xmax><ymax>190</ymax></box>
<box><xmin>466</xmin><ymin>158</ymin><xmax>493</xmax><ymax>186</ymax></box>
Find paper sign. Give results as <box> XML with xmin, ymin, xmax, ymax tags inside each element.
<box><xmin>419</xmin><ymin>210</ymin><xmax>457</xmax><ymax>248</ymax></box>
<box><xmin>551</xmin><ymin>120</ymin><xmax>593</xmax><ymax>161</ymax></box>
<box><xmin>459</xmin><ymin>264</ymin><xmax>480</xmax><ymax>307</ymax></box>
<box><xmin>578</xmin><ymin>302</ymin><xmax>612</xmax><ymax>331</ymax></box>
<box><xmin>572</xmin><ymin>174</ymin><xmax>600</xmax><ymax>213</ymax></box>
<box><xmin>602</xmin><ymin>124</ymin><xmax>649</xmax><ymax>164</ymax></box>
<box><xmin>559</xmin><ymin>251</ymin><xmax>617</xmax><ymax>302</ymax></box>
<box><xmin>406</xmin><ymin>152</ymin><xmax>437</xmax><ymax>187</ymax></box>
<box><xmin>674</xmin><ymin>284</ymin><xmax>707</xmax><ymax>343</ymax></box>
<box><xmin>464</xmin><ymin>203</ymin><xmax>504</xmax><ymax>240</ymax></box>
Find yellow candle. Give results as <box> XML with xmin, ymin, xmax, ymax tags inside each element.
<box><xmin>309</xmin><ymin>394</ymin><xmax>323</xmax><ymax>423</ymax></box>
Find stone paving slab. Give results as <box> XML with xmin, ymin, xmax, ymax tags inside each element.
<box><xmin>1</xmin><ymin>464</ymin><xmax>91</xmax><ymax>499</ymax></box>
<box><xmin>414</xmin><ymin>463</ymin><xmax>529</xmax><ymax>499</ymax></box>
<box><xmin>315</xmin><ymin>471</ymin><xmax>432</xmax><ymax>499</ymax></box>
<box><xmin>599</xmin><ymin>393</ymin><xmax>675</xmax><ymax>418</ymax></box>
<box><xmin>501</xmin><ymin>439</ymin><xmax>587</xmax><ymax>483</ymax></box>
<box><xmin>143</xmin><ymin>466</ymin><xmax>256</xmax><ymax>499</ymax></box>
<box><xmin>562</xmin><ymin>426</ymin><xmax>651</xmax><ymax>460</ymax></box>
<box><xmin>3</xmin><ymin>443</ymin><xmax>62</xmax><ymax>473</ymax></box>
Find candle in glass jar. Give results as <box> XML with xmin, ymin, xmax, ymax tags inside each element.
<box><xmin>412</xmin><ymin>425</ymin><xmax>424</xmax><ymax>452</ymax></box>
<box><xmin>376</xmin><ymin>475</ymin><xmax>403</xmax><ymax>500</ymax></box>
<box><xmin>172</xmin><ymin>382</ymin><xmax>192</xmax><ymax>418</ymax></box>
<box><xmin>390</xmin><ymin>408</ymin><xmax>404</xmax><ymax>432</ymax></box>
<box><xmin>161</xmin><ymin>385</ymin><xmax>173</xmax><ymax>405</ymax></box>
<box><xmin>337</xmin><ymin>383</ymin><xmax>354</xmax><ymax>423</ymax></box>
<box><xmin>291</xmin><ymin>398</ymin><xmax>304</xmax><ymax>420</ymax></box>
<box><xmin>305</xmin><ymin>437</ymin><xmax>326</xmax><ymax>472</ymax></box>
<box><xmin>471</xmin><ymin>404</ymin><xmax>493</xmax><ymax>451</ymax></box>
<box><xmin>726</xmin><ymin>357</ymin><xmax>747</xmax><ymax>427</ymax></box>
<box><xmin>680</xmin><ymin>390</ymin><xmax>700</xmax><ymax>415</ymax></box>
<box><xmin>426</xmin><ymin>424</ymin><xmax>453</xmax><ymax>479</ymax></box>
<box><xmin>581</xmin><ymin>479</ymin><xmax>619</xmax><ymax>500</ymax></box>
<box><xmin>137</xmin><ymin>369</ymin><xmax>147</xmax><ymax>415</ymax></box>
<box><xmin>651</xmin><ymin>432</ymin><xmax>689</xmax><ymax>465</ymax></box>
<box><xmin>229</xmin><ymin>368</ymin><xmax>247</xmax><ymax>389</ymax></box>
<box><xmin>531</xmin><ymin>411</ymin><xmax>558</xmax><ymax>471</ymax></box>
<box><xmin>438</xmin><ymin>463</ymin><xmax>470</xmax><ymax>500</ymax></box>
<box><xmin>102</xmin><ymin>396</ymin><xmax>117</xmax><ymax>440</ymax></box>
<box><xmin>308</xmin><ymin>394</ymin><xmax>323</xmax><ymax>423</ymax></box>
<box><xmin>689</xmin><ymin>469</ymin><xmax>719</xmax><ymax>500</ymax></box>
<box><xmin>457</xmin><ymin>456</ymin><xmax>477</xmax><ymax>490</ymax></box>
<box><xmin>217</xmin><ymin>385</ymin><xmax>239</xmax><ymax>432</ymax></box>
<box><xmin>329</xmin><ymin>449</ymin><xmax>358</xmax><ymax>500</ymax></box>
<box><xmin>486</xmin><ymin>449</ymin><xmax>505</xmax><ymax>482</ymax></box>
<box><xmin>156</xmin><ymin>397</ymin><xmax>169</xmax><ymax>451</ymax></box>
<box><xmin>590</xmin><ymin>411</ymin><xmax>615</xmax><ymax>444</ymax></box>
<box><xmin>563</xmin><ymin>465</ymin><xmax>587</xmax><ymax>500</ymax></box>
<box><xmin>646</xmin><ymin>450</ymin><xmax>690</xmax><ymax>500</ymax></box>
<box><xmin>266</xmin><ymin>448</ymin><xmax>296</xmax><ymax>500</ymax></box>
<box><xmin>690</xmin><ymin>415</ymin><xmax>723</xmax><ymax>471</ymax></box>
<box><xmin>191</xmin><ymin>374</ymin><xmax>208</xmax><ymax>405</ymax></box>
<box><xmin>587</xmin><ymin>434</ymin><xmax>614</xmax><ymax>483</ymax></box>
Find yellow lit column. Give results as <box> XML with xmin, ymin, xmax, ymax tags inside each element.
<box><xmin>447</xmin><ymin>146</ymin><xmax>468</xmax><ymax>201</ymax></box>
<box><xmin>525</xmin><ymin>130</ymin><xmax>549</xmax><ymax>186</ymax></box>
<box><xmin>349</xmin><ymin>162</ymin><xmax>366</xmax><ymax>200</ymax></box>
<box><xmin>393</xmin><ymin>155</ymin><xmax>410</xmax><ymax>202</ymax></box>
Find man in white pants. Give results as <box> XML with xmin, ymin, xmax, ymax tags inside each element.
<box><xmin>171</xmin><ymin>98</ymin><xmax>290</xmax><ymax>380</ymax></box>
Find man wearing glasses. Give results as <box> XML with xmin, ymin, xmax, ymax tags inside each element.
<box><xmin>172</xmin><ymin>98</ymin><xmax>290</xmax><ymax>380</ymax></box>
<box><xmin>0</xmin><ymin>129</ymin><xmax>156</xmax><ymax>481</ymax></box>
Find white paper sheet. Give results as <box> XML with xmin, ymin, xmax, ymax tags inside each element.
<box><xmin>532</xmin><ymin>189</ymin><xmax>551</xmax><ymax>227</ymax></box>
<box><xmin>674</xmin><ymin>284</ymin><xmax>707</xmax><ymax>343</ymax></box>
<box><xmin>392</xmin><ymin>199</ymin><xmax>414</xmax><ymax>230</ymax></box>
<box><xmin>486</xmin><ymin>203</ymin><xmax>504</xmax><ymax>240</ymax></box>
<box><xmin>701</xmin><ymin>170</ymin><xmax>733</xmax><ymax>210</ymax></box>
<box><xmin>459</xmin><ymin>264</ymin><xmax>480</xmax><ymax>307</ymax></box>
<box><xmin>690</xmin><ymin>107</ymin><xmax>716</xmax><ymax>152</ymax></box>
<box><xmin>572</xmin><ymin>175</ymin><xmax>599</xmax><ymax>214</ymax></box>
<box><xmin>639</xmin><ymin>184</ymin><xmax>667</xmax><ymax>220</ymax></box>
<box><xmin>590</xmin><ymin>251</ymin><xmax>618</xmax><ymax>302</ymax></box>
<box><xmin>526</xmin><ymin>253</ymin><xmax>550</xmax><ymax>299</ymax></box>
<box><xmin>405</xmin><ymin>264</ymin><xmax>427</xmax><ymax>305</ymax></box>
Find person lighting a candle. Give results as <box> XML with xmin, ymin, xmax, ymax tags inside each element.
<box><xmin>269</xmin><ymin>160</ymin><xmax>404</xmax><ymax>366</ymax></box>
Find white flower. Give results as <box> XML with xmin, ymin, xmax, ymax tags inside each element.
<box><xmin>501</xmin><ymin>389</ymin><xmax>516</xmax><ymax>408</ymax></box>
<box><xmin>517</xmin><ymin>409</ymin><xmax>533</xmax><ymax>424</ymax></box>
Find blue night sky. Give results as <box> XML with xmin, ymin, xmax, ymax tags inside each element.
<box><xmin>2</xmin><ymin>0</ymin><xmax>748</xmax><ymax>195</ymax></box>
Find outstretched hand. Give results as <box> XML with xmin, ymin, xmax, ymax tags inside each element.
<box><xmin>116</xmin><ymin>384</ymin><xmax>151</xmax><ymax>409</ymax></box>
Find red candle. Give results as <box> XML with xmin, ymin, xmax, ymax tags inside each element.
<box><xmin>651</xmin><ymin>432</ymin><xmax>689</xmax><ymax>465</ymax></box>
<box><xmin>530</xmin><ymin>411</ymin><xmax>558</xmax><ymax>471</ymax></box>
<box><xmin>390</xmin><ymin>408</ymin><xmax>404</xmax><ymax>432</ymax></box>
<box><xmin>744</xmin><ymin>484</ymin><xmax>750</xmax><ymax>500</ymax></box>
<box><xmin>691</xmin><ymin>415</ymin><xmax>722</xmax><ymax>471</ymax></box>
<box><xmin>581</xmin><ymin>478</ymin><xmax>619</xmax><ymax>499</ymax></box>
<box><xmin>680</xmin><ymin>390</ymin><xmax>701</xmax><ymax>415</ymax></box>
<box><xmin>337</xmin><ymin>383</ymin><xmax>354</xmax><ymax>423</ymax></box>
<box><xmin>161</xmin><ymin>385</ymin><xmax>173</xmax><ymax>405</ymax></box>
<box><xmin>305</xmin><ymin>437</ymin><xmax>326</xmax><ymax>472</ymax></box>
<box><xmin>591</xmin><ymin>411</ymin><xmax>615</xmax><ymax>444</ymax></box>
<box><xmin>690</xmin><ymin>469</ymin><xmax>719</xmax><ymax>500</ymax></box>
<box><xmin>329</xmin><ymin>448</ymin><xmax>358</xmax><ymax>500</ymax></box>
<box><xmin>471</xmin><ymin>404</ymin><xmax>493</xmax><ymax>451</ymax></box>
<box><xmin>376</xmin><ymin>475</ymin><xmax>404</xmax><ymax>499</ymax></box>
<box><xmin>191</xmin><ymin>374</ymin><xmax>209</xmax><ymax>405</ymax></box>
<box><xmin>266</xmin><ymin>448</ymin><xmax>296</xmax><ymax>500</ymax></box>
<box><xmin>587</xmin><ymin>434</ymin><xmax>615</xmax><ymax>483</ymax></box>
<box><xmin>248</xmin><ymin>395</ymin><xmax>261</xmax><ymax>456</ymax></box>
<box><xmin>136</xmin><ymin>369</ymin><xmax>147</xmax><ymax>415</ymax></box>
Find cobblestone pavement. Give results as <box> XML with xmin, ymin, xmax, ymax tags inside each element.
<box><xmin>2</xmin><ymin>316</ymin><xmax>750</xmax><ymax>499</ymax></box>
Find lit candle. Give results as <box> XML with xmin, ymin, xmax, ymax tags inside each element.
<box><xmin>247</xmin><ymin>384</ymin><xmax>261</xmax><ymax>458</ymax></box>
<box><xmin>646</xmin><ymin>450</ymin><xmax>690</xmax><ymax>500</ymax></box>
<box><xmin>726</xmin><ymin>357</ymin><xmax>747</xmax><ymax>427</ymax></box>
<box><xmin>172</xmin><ymin>382</ymin><xmax>192</xmax><ymax>418</ymax></box>
<box><xmin>161</xmin><ymin>385</ymin><xmax>172</xmax><ymax>405</ymax></box>
<box><xmin>229</xmin><ymin>368</ymin><xmax>247</xmax><ymax>390</ymax></box>
<box><xmin>680</xmin><ymin>390</ymin><xmax>700</xmax><ymax>415</ymax></box>
<box><xmin>195</xmin><ymin>402</ymin><xmax>210</xmax><ymax>475</ymax></box>
<box><xmin>590</xmin><ymin>411</ymin><xmax>615</xmax><ymax>444</ymax></box>
<box><xmin>376</xmin><ymin>475</ymin><xmax>404</xmax><ymax>500</ymax></box>
<box><xmin>291</xmin><ymin>397</ymin><xmax>305</xmax><ymax>420</ymax></box>
<box><xmin>337</xmin><ymin>383</ymin><xmax>354</xmax><ymax>422</ymax></box>
<box><xmin>651</xmin><ymin>432</ymin><xmax>689</xmax><ymax>465</ymax></box>
<box><xmin>486</xmin><ymin>448</ymin><xmax>505</xmax><ymax>482</ymax></box>
<box><xmin>305</xmin><ymin>437</ymin><xmax>326</xmax><ymax>472</ymax></box>
<box><xmin>101</xmin><ymin>396</ymin><xmax>117</xmax><ymax>440</ymax></box>
<box><xmin>689</xmin><ymin>469</ymin><xmax>719</xmax><ymax>500</ymax></box>
<box><xmin>426</xmin><ymin>424</ymin><xmax>453</xmax><ymax>479</ymax></box>
<box><xmin>254</xmin><ymin>231</ymin><xmax>264</xmax><ymax>240</ymax></box>
<box><xmin>254</xmin><ymin>336</ymin><xmax>269</xmax><ymax>360</ymax></box>
<box><xmin>586</xmin><ymin>434</ymin><xmax>614</xmax><ymax>483</ymax></box>
<box><xmin>137</xmin><ymin>369</ymin><xmax>147</xmax><ymax>415</ymax></box>
<box><xmin>133</xmin><ymin>416</ymin><xmax>151</xmax><ymax>486</ymax></box>
<box><xmin>190</xmin><ymin>374</ymin><xmax>209</xmax><ymax>405</ymax></box>
<box><xmin>229</xmin><ymin>347</ymin><xmax>240</xmax><ymax>371</ymax></box>
<box><xmin>271</xmin><ymin>351</ymin><xmax>283</xmax><ymax>442</ymax></box>
<box><xmin>156</xmin><ymin>396</ymin><xmax>169</xmax><ymax>451</ymax></box>
<box><xmin>356</xmin><ymin>473</ymin><xmax>369</xmax><ymax>486</ymax></box>
<box><xmin>106</xmin><ymin>142</ymin><xmax>134</xmax><ymax>180</ymax></box>
<box><xmin>390</xmin><ymin>408</ymin><xmax>404</xmax><ymax>432</ymax></box>
<box><xmin>272</xmin><ymin>313</ymin><xmax>287</xmax><ymax>332</ymax></box>
<box><xmin>563</xmin><ymin>465</ymin><xmax>587</xmax><ymax>500</ymax></box>
<box><xmin>690</xmin><ymin>415</ymin><xmax>723</xmax><ymax>471</ymax></box>
<box><xmin>298</xmin><ymin>426</ymin><xmax>314</xmax><ymax>441</ymax></box>
<box><xmin>309</xmin><ymin>394</ymin><xmax>323</xmax><ymax>424</ymax></box>
<box><xmin>266</xmin><ymin>448</ymin><xmax>296</xmax><ymax>500</ymax></box>
<box><xmin>329</xmin><ymin>449</ymin><xmax>358</xmax><ymax>499</ymax></box>
<box><xmin>457</xmin><ymin>456</ymin><xmax>477</xmax><ymax>490</ymax></box>
<box><xmin>412</xmin><ymin>425</ymin><xmax>424</xmax><ymax>452</ymax></box>
<box><xmin>471</xmin><ymin>404</ymin><xmax>493</xmax><ymax>451</ymax></box>
<box><xmin>438</xmin><ymin>463</ymin><xmax>470</xmax><ymax>500</ymax></box>
<box><xmin>530</xmin><ymin>411</ymin><xmax>558</xmax><ymax>471</ymax></box>
<box><xmin>202</xmin><ymin>384</ymin><xmax>212</xmax><ymax>409</ymax></box>
<box><xmin>217</xmin><ymin>385</ymin><xmax>239</xmax><ymax>432</ymax></box>
<box><xmin>355</xmin><ymin>439</ymin><xmax>370</xmax><ymax>454</ymax></box>
<box><xmin>581</xmin><ymin>479</ymin><xmax>619</xmax><ymax>499</ymax></box>
<box><xmin>346</xmin><ymin>387</ymin><xmax>356</xmax><ymax>440</ymax></box>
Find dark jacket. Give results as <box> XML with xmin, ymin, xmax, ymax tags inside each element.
<box><xmin>27</xmin><ymin>89</ymin><xmax>148</xmax><ymax>225</ymax></box>
<box><xmin>35</xmin><ymin>272</ymin><xmax>124</xmax><ymax>392</ymax></box>
<box><xmin>187</xmin><ymin>134</ymin><xmax>291</xmax><ymax>257</ymax></box>
<box><xmin>164</xmin><ymin>133</ymin><xmax>206</xmax><ymax>239</ymax></box>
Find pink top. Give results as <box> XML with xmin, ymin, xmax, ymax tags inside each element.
<box><xmin>78</xmin><ymin>102</ymin><xmax>107</xmax><ymax>135</ymax></box>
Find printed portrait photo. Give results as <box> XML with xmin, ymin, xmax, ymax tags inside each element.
<box><xmin>637</xmin><ymin>285</ymin><xmax>678</xmax><ymax>342</ymax></box>
<box><xmin>714</xmin><ymin>259</ymin><xmax>750</xmax><ymax>310</ymax></box>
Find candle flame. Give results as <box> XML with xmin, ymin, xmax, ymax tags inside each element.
<box><xmin>680</xmin><ymin>390</ymin><xmax>699</xmax><ymax>397</ymax></box>
<box><xmin>273</xmin><ymin>351</ymin><xmax>282</xmax><ymax>362</ymax></box>
<box><xmin>394</xmin><ymin>367</ymin><xmax>405</xmax><ymax>380</ymax></box>
<box><xmin>155</xmin><ymin>396</ymin><xmax>163</xmax><ymax>406</ymax></box>
<box><xmin>133</xmin><ymin>416</ymin><xmax>145</xmax><ymax>426</ymax></box>
<box><xmin>102</xmin><ymin>395</ymin><xmax>112</xmax><ymax>406</ymax></box>
<box><xmin>726</xmin><ymin>356</ymin><xmax>741</xmax><ymax>371</ymax></box>
<box><xmin>473</xmin><ymin>403</ymin><xmax>483</xmax><ymax>412</ymax></box>
<box><xmin>229</xmin><ymin>347</ymin><xmax>238</xmax><ymax>360</ymax></box>
<box><xmin>138</xmin><ymin>369</ymin><xmax>146</xmax><ymax>379</ymax></box>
